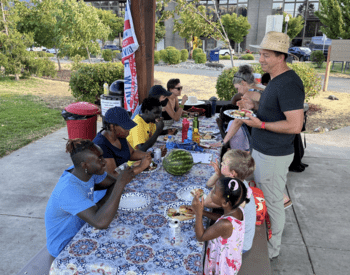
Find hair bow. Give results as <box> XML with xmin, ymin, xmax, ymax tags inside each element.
<box><xmin>227</xmin><ymin>179</ymin><xmax>239</xmax><ymax>198</ymax></box>
<box><xmin>246</xmin><ymin>187</ymin><xmax>253</xmax><ymax>199</ymax></box>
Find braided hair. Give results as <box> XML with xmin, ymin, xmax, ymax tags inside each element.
<box><xmin>66</xmin><ymin>139</ymin><xmax>96</xmax><ymax>167</ymax></box>
<box><xmin>219</xmin><ymin>177</ymin><xmax>250</xmax><ymax>209</ymax></box>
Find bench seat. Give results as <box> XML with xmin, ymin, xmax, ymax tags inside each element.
<box><xmin>238</xmin><ymin>222</ymin><xmax>272</xmax><ymax>275</ymax></box>
<box><xmin>16</xmin><ymin>246</ymin><xmax>54</xmax><ymax>275</ymax></box>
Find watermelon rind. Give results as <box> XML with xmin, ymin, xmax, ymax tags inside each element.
<box><xmin>162</xmin><ymin>149</ymin><xmax>194</xmax><ymax>176</ymax></box>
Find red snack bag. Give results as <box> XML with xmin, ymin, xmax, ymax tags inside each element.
<box><xmin>182</xmin><ymin>118</ymin><xmax>189</xmax><ymax>142</ymax></box>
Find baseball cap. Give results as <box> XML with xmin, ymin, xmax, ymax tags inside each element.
<box><xmin>149</xmin><ymin>85</ymin><xmax>172</xmax><ymax>98</ymax></box>
<box><xmin>104</xmin><ymin>107</ymin><xmax>137</xmax><ymax>130</ymax></box>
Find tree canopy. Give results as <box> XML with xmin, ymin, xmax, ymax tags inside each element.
<box><xmin>221</xmin><ymin>13</ymin><xmax>250</xmax><ymax>44</ymax></box>
<box><xmin>315</xmin><ymin>0</ymin><xmax>350</xmax><ymax>39</ymax></box>
<box><xmin>282</xmin><ymin>12</ymin><xmax>304</xmax><ymax>40</ymax></box>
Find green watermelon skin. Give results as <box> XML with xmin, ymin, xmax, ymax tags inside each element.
<box><xmin>162</xmin><ymin>149</ymin><xmax>194</xmax><ymax>176</ymax></box>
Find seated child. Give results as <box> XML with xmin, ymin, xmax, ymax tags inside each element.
<box><xmin>192</xmin><ymin>177</ymin><xmax>252</xmax><ymax>274</ymax></box>
<box><xmin>205</xmin><ymin>148</ymin><xmax>256</xmax><ymax>253</ymax></box>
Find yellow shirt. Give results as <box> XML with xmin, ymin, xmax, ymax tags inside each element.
<box><xmin>127</xmin><ymin>115</ymin><xmax>156</xmax><ymax>150</ymax></box>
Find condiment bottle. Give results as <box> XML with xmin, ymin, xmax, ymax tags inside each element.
<box><xmin>193</xmin><ymin>113</ymin><xmax>199</xmax><ymax>130</ymax></box>
<box><xmin>192</xmin><ymin>128</ymin><xmax>200</xmax><ymax>144</ymax></box>
<box><xmin>103</xmin><ymin>82</ymin><xmax>109</xmax><ymax>95</ymax></box>
<box><xmin>187</xmin><ymin>128</ymin><xmax>193</xmax><ymax>141</ymax></box>
<box><xmin>182</xmin><ymin>118</ymin><xmax>189</xmax><ymax>142</ymax></box>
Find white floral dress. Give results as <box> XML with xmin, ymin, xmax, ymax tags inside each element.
<box><xmin>204</xmin><ymin>207</ymin><xmax>245</xmax><ymax>275</ymax></box>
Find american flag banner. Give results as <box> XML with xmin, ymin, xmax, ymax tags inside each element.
<box><xmin>122</xmin><ymin>0</ymin><xmax>139</xmax><ymax>112</ymax></box>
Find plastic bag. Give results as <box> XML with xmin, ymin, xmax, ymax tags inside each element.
<box><xmin>165</xmin><ymin>139</ymin><xmax>204</xmax><ymax>152</ymax></box>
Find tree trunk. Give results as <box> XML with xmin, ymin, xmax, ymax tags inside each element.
<box><xmin>57</xmin><ymin>57</ymin><xmax>62</xmax><ymax>71</ymax></box>
<box><xmin>15</xmin><ymin>74</ymin><xmax>20</xmax><ymax>81</ymax></box>
<box><xmin>1</xmin><ymin>1</ymin><xmax>8</xmax><ymax>36</ymax></box>
<box><xmin>86</xmin><ymin>47</ymin><xmax>92</xmax><ymax>64</ymax></box>
<box><xmin>228</xmin><ymin>44</ymin><xmax>234</xmax><ymax>67</ymax></box>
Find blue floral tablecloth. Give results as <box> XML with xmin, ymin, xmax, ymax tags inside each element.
<box><xmin>50</xmin><ymin>116</ymin><xmax>221</xmax><ymax>275</ymax></box>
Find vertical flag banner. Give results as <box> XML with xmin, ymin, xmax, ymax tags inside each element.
<box><xmin>122</xmin><ymin>0</ymin><xmax>139</xmax><ymax>112</ymax></box>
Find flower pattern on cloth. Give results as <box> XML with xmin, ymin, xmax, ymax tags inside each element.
<box><xmin>204</xmin><ymin>208</ymin><xmax>245</xmax><ymax>275</ymax></box>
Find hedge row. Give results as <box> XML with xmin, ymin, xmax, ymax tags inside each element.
<box><xmin>69</xmin><ymin>62</ymin><xmax>124</xmax><ymax>103</ymax></box>
<box><xmin>216</xmin><ymin>63</ymin><xmax>321</xmax><ymax>101</ymax></box>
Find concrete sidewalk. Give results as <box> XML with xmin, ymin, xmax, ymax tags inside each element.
<box><xmin>1</xmin><ymin>123</ymin><xmax>349</xmax><ymax>274</ymax></box>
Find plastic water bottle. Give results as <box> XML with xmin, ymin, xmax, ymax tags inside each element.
<box><xmin>103</xmin><ymin>82</ymin><xmax>109</xmax><ymax>95</ymax></box>
<box><xmin>169</xmin><ymin>220</ymin><xmax>181</xmax><ymax>245</ymax></box>
<box><xmin>187</xmin><ymin>128</ymin><xmax>193</xmax><ymax>141</ymax></box>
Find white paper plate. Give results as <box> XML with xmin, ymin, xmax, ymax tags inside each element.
<box><xmin>224</xmin><ymin>109</ymin><xmax>256</xmax><ymax>120</ymax></box>
<box><xmin>164</xmin><ymin>202</ymin><xmax>195</xmax><ymax>223</ymax></box>
<box><xmin>141</xmin><ymin>162</ymin><xmax>161</xmax><ymax>173</ymax></box>
<box><xmin>184</xmin><ymin>100</ymin><xmax>206</xmax><ymax>106</ymax></box>
<box><xmin>176</xmin><ymin>185</ymin><xmax>210</xmax><ymax>203</ymax></box>
<box><xmin>119</xmin><ymin>192</ymin><xmax>151</xmax><ymax>211</ymax></box>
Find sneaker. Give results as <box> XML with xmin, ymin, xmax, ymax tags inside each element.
<box><xmin>283</xmin><ymin>193</ymin><xmax>293</xmax><ymax>209</ymax></box>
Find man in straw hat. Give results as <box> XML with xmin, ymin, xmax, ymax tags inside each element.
<box><xmin>240</xmin><ymin>31</ymin><xmax>305</xmax><ymax>259</ymax></box>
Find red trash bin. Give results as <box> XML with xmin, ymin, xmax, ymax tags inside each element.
<box><xmin>64</xmin><ymin>102</ymin><xmax>100</xmax><ymax>141</ymax></box>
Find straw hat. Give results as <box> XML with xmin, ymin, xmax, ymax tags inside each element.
<box><xmin>250</xmin><ymin>31</ymin><xmax>290</xmax><ymax>54</ymax></box>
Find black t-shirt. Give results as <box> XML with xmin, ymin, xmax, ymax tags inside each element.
<box><xmin>251</xmin><ymin>70</ymin><xmax>305</xmax><ymax>156</ymax></box>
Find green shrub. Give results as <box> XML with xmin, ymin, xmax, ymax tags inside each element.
<box><xmin>154</xmin><ymin>51</ymin><xmax>160</xmax><ymax>64</ymax></box>
<box><xmin>194</xmin><ymin>52</ymin><xmax>206</xmax><ymax>64</ymax></box>
<box><xmin>167</xmin><ymin>48</ymin><xmax>181</xmax><ymax>64</ymax></box>
<box><xmin>181</xmin><ymin>49</ymin><xmax>188</xmax><ymax>62</ymax></box>
<box><xmin>216</xmin><ymin>67</ymin><xmax>239</xmax><ymax>100</ymax></box>
<box><xmin>102</xmin><ymin>49</ymin><xmax>113</xmax><ymax>62</ymax></box>
<box><xmin>192</xmin><ymin>48</ymin><xmax>203</xmax><ymax>60</ymax></box>
<box><xmin>112</xmin><ymin>50</ymin><xmax>120</xmax><ymax>60</ymax></box>
<box><xmin>69</xmin><ymin>62</ymin><xmax>124</xmax><ymax>103</ymax></box>
<box><xmin>46</xmin><ymin>53</ymin><xmax>55</xmax><ymax>57</ymax></box>
<box><xmin>290</xmin><ymin>63</ymin><xmax>321</xmax><ymax>101</ymax></box>
<box><xmin>23</xmin><ymin>57</ymin><xmax>57</xmax><ymax>78</ymax></box>
<box><xmin>310</xmin><ymin>50</ymin><xmax>325</xmax><ymax>68</ymax></box>
<box><xmin>232</xmin><ymin>62</ymin><xmax>321</xmax><ymax>101</ymax></box>
<box><xmin>159</xmin><ymin>49</ymin><xmax>167</xmax><ymax>62</ymax></box>
<box><xmin>240</xmin><ymin>54</ymin><xmax>255</xmax><ymax>60</ymax></box>
<box><xmin>166</xmin><ymin>46</ymin><xmax>176</xmax><ymax>50</ymax></box>
<box><xmin>219</xmin><ymin>55</ymin><xmax>231</xmax><ymax>60</ymax></box>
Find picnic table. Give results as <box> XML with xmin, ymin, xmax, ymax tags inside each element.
<box><xmin>49</xmin><ymin>116</ymin><xmax>222</xmax><ymax>275</ymax></box>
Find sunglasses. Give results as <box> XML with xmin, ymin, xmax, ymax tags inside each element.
<box><xmin>174</xmin><ymin>86</ymin><xmax>183</xmax><ymax>91</ymax></box>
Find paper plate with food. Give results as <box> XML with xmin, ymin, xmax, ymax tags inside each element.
<box><xmin>164</xmin><ymin>202</ymin><xmax>195</xmax><ymax>223</ymax></box>
<box><xmin>133</xmin><ymin>160</ymin><xmax>161</xmax><ymax>173</ymax></box>
<box><xmin>176</xmin><ymin>185</ymin><xmax>209</xmax><ymax>203</ymax></box>
<box><xmin>119</xmin><ymin>192</ymin><xmax>151</xmax><ymax>211</ymax></box>
<box><xmin>224</xmin><ymin>109</ymin><xmax>256</xmax><ymax>120</ymax></box>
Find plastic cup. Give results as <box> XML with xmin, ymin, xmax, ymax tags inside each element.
<box><xmin>254</xmin><ymin>73</ymin><xmax>261</xmax><ymax>84</ymax></box>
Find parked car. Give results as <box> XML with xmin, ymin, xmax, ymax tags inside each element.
<box><xmin>102</xmin><ymin>45</ymin><xmax>122</xmax><ymax>51</ymax></box>
<box><xmin>46</xmin><ymin>48</ymin><xmax>58</xmax><ymax>54</ymax></box>
<box><xmin>309</xmin><ymin>36</ymin><xmax>332</xmax><ymax>59</ymax></box>
<box><xmin>213</xmin><ymin>46</ymin><xmax>235</xmax><ymax>56</ymax></box>
<box><xmin>26</xmin><ymin>46</ymin><xmax>47</xmax><ymax>52</ymax></box>
<box><xmin>288</xmin><ymin>47</ymin><xmax>311</xmax><ymax>61</ymax></box>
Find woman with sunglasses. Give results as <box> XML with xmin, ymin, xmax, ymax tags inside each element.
<box><xmin>161</xmin><ymin>78</ymin><xmax>188</xmax><ymax>128</ymax></box>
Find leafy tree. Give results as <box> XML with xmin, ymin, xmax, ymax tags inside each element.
<box><xmin>220</xmin><ymin>13</ymin><xmax>251</xmax><ymax>54</ymax></box>
<box><xmin>56</xmin><ymin>0</ymin><xmax>111</xmax><ymax>64</ymax></box>
<box><xmin>281</xmin><ymin>12</ymin><xmax>304</xmax><ymax>40</ymax></box>
<box><xmin>158</xmin><ymin>0</ymin><xmax>238</xmax><ymax>66</ymax></box>
<box><xmin>315</xmin><ymin>0</ymin><xmax>350</xmax><ymax>39</ymax></box>
<box><xmin>97</xmin><ymin>9</ymin><xmax>124</xmax><ymax>47</ymax></box>
<box><xmin>155</xmin><ymin>21</ymin><xmax>166</xmax><ymax>45</ymax></box>
<box><xmin>0</xmin><ymin>0</ymin><xmax>34</xmax><ymax>80</ymax></box>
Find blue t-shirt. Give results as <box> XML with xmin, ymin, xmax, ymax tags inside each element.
<box><xmin>45</xmin><ymin>166</ymin><xmax>107</xmax><ymax>257</ymax></box>
<box><xmin>243</xmin><ymin>180</ymin><xmax>256</xmax><ymax>251</ymax></box>
<box><xmin>251</xmin><ymin>70</ymin><xmax>305</xmax><ymax>156</ymax></box>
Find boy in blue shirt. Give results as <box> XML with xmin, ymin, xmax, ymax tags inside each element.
<box><xmin>45</xmin><ymin>139</ymin><xmax>135</xmax><ymax>257</ymax></box>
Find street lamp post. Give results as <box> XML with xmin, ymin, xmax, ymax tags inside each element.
<box><xmin>284</xmin><ymin>14</ymin><xmax>290</xmax><ymax>34</ymax></box>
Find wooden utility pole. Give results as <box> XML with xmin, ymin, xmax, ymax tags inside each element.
<box><xmin>323</xmin><ymin>45</ymin><xmax>331</xmax><ymax>92</ymax></box>
<box><xmin>131</xmin><ymin>0</ymin><xmax>156</xmax><ymax>104</ymax></box>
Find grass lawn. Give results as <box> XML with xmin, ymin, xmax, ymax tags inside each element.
<box><xmin>0</xmin><ymin>77</ymin><xmax>67</xmax><ymax>157</ymax></box>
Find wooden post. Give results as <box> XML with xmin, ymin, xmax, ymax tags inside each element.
<box><xmin>323</xmin><ymin>45</ymin><xmax>331</xmax><ymax>92</ymax></box>
<box><xmin>131</xmin><ymin>0</ymin><xmax>156</xmax><ymax>104</ymax></box>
